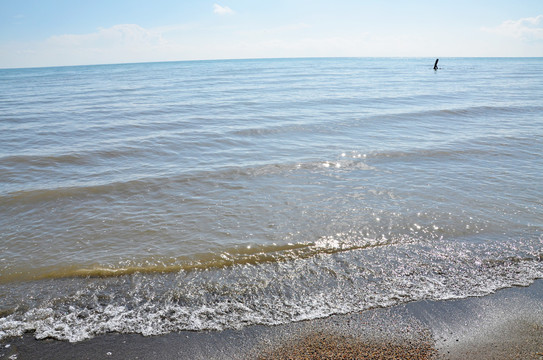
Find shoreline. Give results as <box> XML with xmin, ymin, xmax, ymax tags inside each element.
<box><xmin>2</xmin><ymin>279</ymin><xmax>543</xmax><ymax>359</ymax></box>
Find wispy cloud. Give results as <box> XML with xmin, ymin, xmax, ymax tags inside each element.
<box><xmin>46</xmin><ymin>24</ymin><xmax>166</xmax><ymax>48</ymax></box>
<box><xmin>15</xmin><ymin>24</ymin><xmax>179</xmax><ymax>67</ymax></box>
<box><xmin>213</xmin><ymin>4</ymin><xmax>234</xmax><ymax>16</ymax></box>
<box><xmin>482</xmin><ymin>15</ymin><xmax>543</xmax><ymax>41</ymax></box>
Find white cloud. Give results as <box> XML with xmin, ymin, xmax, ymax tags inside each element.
<box><xmin>4</xmin><ymin>12</ymin><xmax>543</xmax><ymax>69</ymax></box>
<box><xmin>213</xmin><ymin>4</ymin><xmax>234</xmax><ymax>16</ymax></box>
<box><xmin>482</xmin><ymin>15</ymin><xmax>543</xmax><ymax>41</ymax></box>
<box><xmin>46</xmin><ymin>24</ymin><xmax>166</xmax><ymax>48</ymax></box>
<box><xmin>0</xmin><ymin>24</ymin><xmax>182</xmax><ymax>68</ymax></box>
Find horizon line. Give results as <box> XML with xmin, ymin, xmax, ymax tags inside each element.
<box><xmin>1</xmin><ymin>56</ymin><xmax>542</xmax><ymax>71</ymax></box>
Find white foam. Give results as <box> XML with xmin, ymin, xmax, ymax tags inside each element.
<box><xmin>1</xmin><ymin>237</ymin><xmax>542</xmax><ymax>343</ymax></box>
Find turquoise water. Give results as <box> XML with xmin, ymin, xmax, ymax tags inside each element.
<box><xmin>0</xmin><ymin>58</ymin><xmax>542</xmax><ymax>341</ymax></box>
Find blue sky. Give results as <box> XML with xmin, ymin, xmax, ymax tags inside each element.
<box><xmin>1</xmin><ymin>0</ymin><xmax>542</xmax><ymax>68</ymax></box>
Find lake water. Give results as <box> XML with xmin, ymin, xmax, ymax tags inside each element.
<box><xmin>0</xmin><ymin>57</ymin><xmax>542</xmax><ymax>342</ymax></box>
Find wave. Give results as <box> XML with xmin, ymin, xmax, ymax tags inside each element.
<box><xmin>361</xmin><ymin>133</ymin><xmax>541</xmax><ymax>161</ymax></box>
<box><xmin>221</xmin><ymin>103</ymin><xmax>543</xmax><ymax>140</ymax></box>
<box><xmin>1</xmin><ymin>235</ymin><xmax>541</xmax><ymax>342</ymax></box>
<box><xmin>0</xmin><ymin>233</ymin><xmax>403</xmax><ymax>284</ymax></box>
<box><xmin>367</xmin><ymin>103</ymin><xmax>543</xmax><ymax>122</ymax></box>
<box><xmin>0</xmin><ymin>145</ymin><xmax>150</xmax><ymax>168</ymax></box>
<box><xmin>407</xmin><ymin>104</ymin><xmax>543</xmax><ymax>118</ymax></box>
<box><xmin>2</xmin><ymin>130</ymin><xmax>537</xmax><ymax>203</ymax></box>
<box><xmin>0</xmin><ymin>151</ymin><xmax>377</xmax><ymax>200</ymax></box>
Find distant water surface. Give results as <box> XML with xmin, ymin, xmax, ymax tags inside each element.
<box><xmin>0</xmin><ymin>57</ymin><xmax>542</xmax><ymax>341</ymax></box>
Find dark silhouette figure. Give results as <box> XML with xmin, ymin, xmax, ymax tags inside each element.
<box><xmin>433</xmin><ymin>59</ymin><xmax>439</xmax><ymax>70</ymax></box>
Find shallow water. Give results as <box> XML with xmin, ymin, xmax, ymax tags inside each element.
<box><xmin>0</xmin><ymin>57</ymin><xmax>542</xmax><ymax>341</ymax></box>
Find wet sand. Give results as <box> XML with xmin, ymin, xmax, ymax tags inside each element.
<box><xmin>1</xmin><ymin>280</ymin><xmax>543</xmax><ymax>359</ymax></box>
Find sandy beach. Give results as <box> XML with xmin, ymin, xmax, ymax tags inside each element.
<box><xmin>2</xmin><ymin>279</ymin><xmax>542</xmax><ymax>359</ymax></box>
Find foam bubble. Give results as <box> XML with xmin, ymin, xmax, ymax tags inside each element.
<box><xmin>1</xmin><ymin>236</ymin><xmax>542</xmax><ymax>343</ymax></box>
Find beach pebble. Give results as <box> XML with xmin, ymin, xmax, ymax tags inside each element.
<box><xmin>106</xmin><ymin>351</ymin><xmax>112</xmax><ymax>356</ymax></box>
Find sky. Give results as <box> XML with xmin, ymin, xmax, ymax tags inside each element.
<box><xmin>0</xmin><ymin>0</ymin><xmax>542</xmax><ymax>68</ymax></box>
